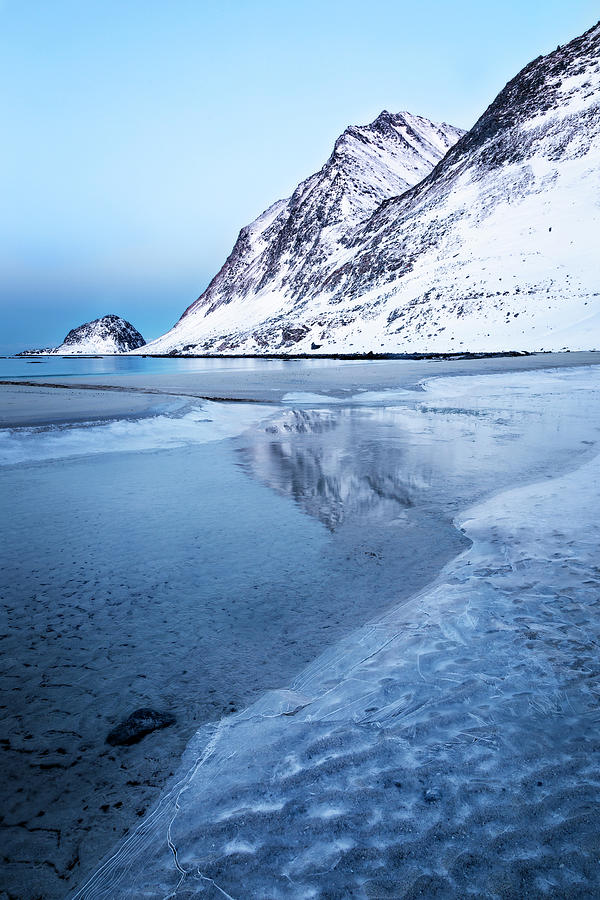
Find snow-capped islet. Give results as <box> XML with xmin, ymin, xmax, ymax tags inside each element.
<box><xmin>23</xmin><ymin>315</ymin><xmax>146</xmax><ymax>355</ymax></box>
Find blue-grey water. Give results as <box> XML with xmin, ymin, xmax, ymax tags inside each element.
<box><xmin>0</xmin><ymin>354</ymin><xmax>351</xmax><ymax>380</ymax></box>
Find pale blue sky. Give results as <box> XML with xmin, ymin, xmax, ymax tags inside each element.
<box><xmin>1</xmin><ymin>0</ymin><xmax>598</xmax><ymax>352</ymax></box>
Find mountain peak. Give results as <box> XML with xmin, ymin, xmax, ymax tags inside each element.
<box><xmin>61</xmin><ymin>315</ymin><xmax>145</xmax><ymax>353</ymax></box>
<box><xmin>139</xmin><ymin>110</ymin><xmax>463</xmax><ymax>350</ymax></box>
<box><xmin>372</xmin><ymin>109</ymin><xmax>409</xmax><ymax>127</ymax></box>
<box><xmin>331</xmin><ymin>110</ymin><xmax>465</xmax><ymax>176</ymax></box>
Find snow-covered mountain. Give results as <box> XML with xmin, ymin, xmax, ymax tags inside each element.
<box><xmin>137</xmin><ymin>112</ymin><xmax>464</xmax><ymax>354</ymax></box>
<box><xmin>22</xmin><ymin>315</ymin><xmax>146</xmax><ymax>355</ymax></box>
<box><xmin>141</xmin><ymin>21</ymin><xmax>600</xmax><ymax>355</ymax></box>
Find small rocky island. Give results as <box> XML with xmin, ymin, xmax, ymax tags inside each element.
<box><xmin>19</xmin><ymin>314</ymin><xmax>146</xmax><ymax>355</ymax></box>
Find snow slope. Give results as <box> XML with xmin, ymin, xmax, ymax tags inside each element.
<box><xmin>137</xmin><ymin>112</ymin><xmax>464</xmax><ymax>354</ymax></box>
<box><xmin>141</xmin><ymin>22</ymin><xmax>600</xmax><ymax>355</ymax></box>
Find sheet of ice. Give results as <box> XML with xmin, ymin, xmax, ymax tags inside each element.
<box><xmin>264</xmin><ymin>368</ymin><xmax>600</xmax><ymax>532</ymax></box>
<box><xmin>282</xmin><ymin>392</ymin><xmax>347</xmax><ymax>404</ymax></box>
<box><xmin>0</xmin><ymin>401</ymin><xmax>274</xmax><ymax>466</ymax></box>
<box><xmin>348</xmin><ymin>388</ymin><xmax>415</xmax><ymax>403</ymax></box>
<box><xmin>282</xmin><ymin>388</ymin><xmax>414</xmax><ymax>405</ymax></box>
<box><xmin>72</xmin><ymin>367</ymin><xmax>600</xmax><ymax>898</ymax></box>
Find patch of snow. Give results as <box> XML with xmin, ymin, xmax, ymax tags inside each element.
<box><xmin>0</xmin><ymin>401</ymin><xmax>274</xmax><ymax>466</ymax></box>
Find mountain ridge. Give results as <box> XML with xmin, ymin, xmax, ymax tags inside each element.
<box><xmin>141</xmin><ymin>111</ymin><xmax>464</xmax><ymax>353</ymax></box>
<box><xmin>140</xmin><ymin>20</ymin><xmax>600</xmax><ymax>355</ymax></box>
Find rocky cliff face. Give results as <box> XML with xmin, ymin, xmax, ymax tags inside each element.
<box><xmin>24</xmin><ymin>315</ymin><xmax>146</xmax><ymax>355</ymax></box>
<box><xmin>138</xmin><ymin>112</ymin><xmax>464</xmax><ymax>354</ymax></box>
<box><xmin>141</xmin><ymin>21</ymin><xmax>600</xmax><ymax>355</ymax></box>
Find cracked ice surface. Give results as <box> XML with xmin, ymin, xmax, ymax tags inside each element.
<box><xmin>73</xmin><ymin>368</ymin><xmax>600</xmax><ymax>899</ymax></box>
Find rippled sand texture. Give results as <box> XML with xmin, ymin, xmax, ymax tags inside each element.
<box><xmin>73</xmin><ymin>368</ymin><xmax>600</xmax><ymax>899</ymax></box>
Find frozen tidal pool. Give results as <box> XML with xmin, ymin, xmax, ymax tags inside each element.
<box><xmin>1</xmin><ymin>364</ymin><xmax>600</xmax><ymax>898</ymax></box>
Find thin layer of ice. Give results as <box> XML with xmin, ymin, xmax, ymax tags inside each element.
<box><xmin>282</xmin><ymin>388</ymin><xmax>414</xmax><ymax>405</ymax></box>
<box><xmin>282</xmin><ymin>392</ymin><xmax>346</xmax><ymax>405</ymax></box>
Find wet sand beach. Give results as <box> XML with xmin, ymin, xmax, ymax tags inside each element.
<box><xmin>1</xmin><ymin>443</ymin><xmax>471</xmax><ymax>899</ymax></box>
<box><xmin>0</xmin><ymin>383</ymin><xmax>180</xmax><ymax>428</ymax></box>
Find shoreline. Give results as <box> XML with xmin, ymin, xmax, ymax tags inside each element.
<box><xmin>3</xmin><ymin>351</ymin><xmax>600</xmax><ymax>428</ymax></box>
<box><xmin>0</xmin><ymin>383</ymin><xmax>189</xmax><ymax>428</ymax></box>
<box><xmin>1</xmin><ymin>436</ymin><xmax>468</xmax><ymax>899</ymax></box>
<box><xmin>15</xmin><ymin>349</ymin><xmax>536</xmax><ymax>360</ymax></box>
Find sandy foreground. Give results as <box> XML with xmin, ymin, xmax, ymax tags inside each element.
<box><xmin>1</xmin><ymin>354</ymin><xmax>600</xmax><ymax>899</ymax></box>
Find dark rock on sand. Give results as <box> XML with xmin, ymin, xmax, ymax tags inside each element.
<box><xmin>106</xmin><ymin>708</ymin><xmax>176</xmax><ymax>746</ymax></box>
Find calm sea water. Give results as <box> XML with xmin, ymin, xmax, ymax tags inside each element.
<box><xmin>0</xmin><ymin>354</ymin><xmax>350</xmax><ymax>380</ymax></box>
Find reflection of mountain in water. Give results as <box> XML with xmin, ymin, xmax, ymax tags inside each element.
<box><xmin>239</xmin><ymin>409</ymin><xmax>418</xmax><ymax>531</ymax></box>
<box><xmin>239</xmin><ymin>373</ymin><xmax>600</xmax><ymax>536</ymax></box>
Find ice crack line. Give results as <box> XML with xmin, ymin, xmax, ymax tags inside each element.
<box><xmin>164</xmin><ymin>720</ymin><xmax>236</xmax><ymax>899</ymax></box>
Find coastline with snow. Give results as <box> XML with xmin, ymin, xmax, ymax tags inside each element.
<box><xmin>2</xmin><ymin>356</ymin><xmax>600</xmax><ymax>897</ymax></box>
